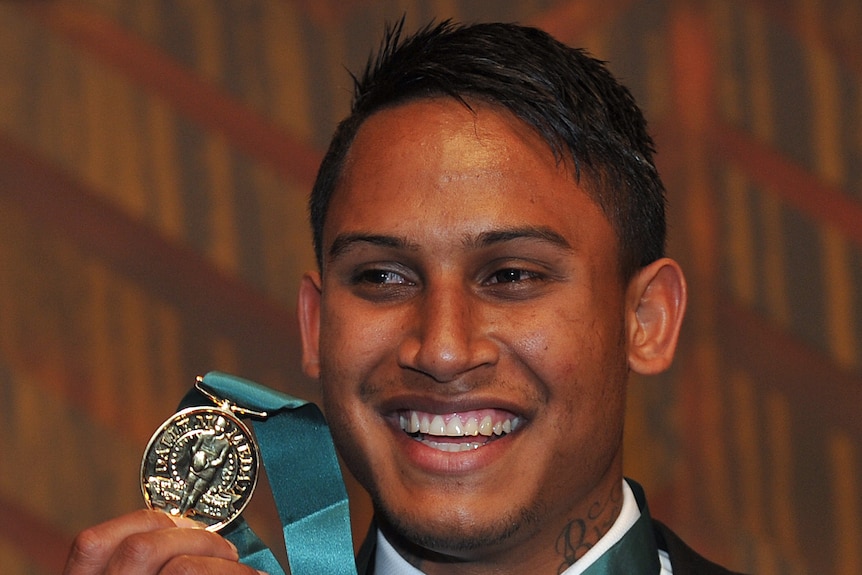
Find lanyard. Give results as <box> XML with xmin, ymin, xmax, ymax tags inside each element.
<box><xmin>179</xmin><ymin>371</ymin><xmax>358</xmax><ymax>575</ymax></box>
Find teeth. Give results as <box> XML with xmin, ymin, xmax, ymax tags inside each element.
<box><xmin>445</xmin><ymin>417</ymin><xmax>463</xmax><ymax>436</ymax></box>
<box><xmin>463</xmin><ymin>417</ymin><xmax>479</xmax><ymax>436</ymax></box>
<box><xmin>399</xmin><ymin>410</ymin><xmax>521</xmax><ymax>441</ymax></box>
<box><xmin>424</xmin><ymin>440</ymin><xmax>482</xmax><ymax>452</ymax></box>
<box><xmin>430</xmin><ymin>415</ymin><xmax>446</xmax><ymax>435</ymax></box>
<box><xmin>479</xmin><ymin>415</ymin><xmax>493</xmax><ymax>436</ymax></box>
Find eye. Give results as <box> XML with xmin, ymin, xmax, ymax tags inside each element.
<box><xmin>348</xmin><ymin>267</ymin><xmax>417</xmax><ymax>303</ymax></box>
<box><xmin>484</xmin><ymin>268</ymin><xmax>540</xmax><ymax>285</ymax></box>
<box><xmin>355</xmin><ymin>269</ymin><xmax>411</xmax><ymax>285</ymax></box>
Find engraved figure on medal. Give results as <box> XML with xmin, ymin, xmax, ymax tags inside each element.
<box><xmin>141</xmin><ymin>400</ymin><xmax>261</xmax><ymax>531</ymax></box>
<box><xmin>178</xmin><ymin>414</ymin><xmax>232</xmax><ymax>515</ymax></box>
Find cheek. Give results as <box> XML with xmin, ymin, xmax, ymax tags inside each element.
<box><xmin>320</xmin><ymin>300</ymin><xmax>397</xmax><ymax>372</ymax></box>
<box><xmin>506</xmin><ymin>312</ymin><xmax>589</xmax><ymax>378</ymax></box>
<box><xmin>317</xmin><ymin>299</ymin><xmax>403</xmax><ymax>423</ymax></box>
<box><xmin>506</xmin><ymin>308</ymin><xmax>628</xmax><ymax>406</ymax></box>
<box><xmin>317</xmin><ymin>324</ymin><xmax>393</xmax><ymax>496</ymax></box>
<box><xmin>320</xmin><ymin>391</ymin><xmax>380</xmax><ymax>492</ymax></box>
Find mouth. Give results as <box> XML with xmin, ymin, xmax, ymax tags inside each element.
<box><xmin>397</xmin><ymin>409</ymin><xmax>522</xmax><ymax>453</ymax></box>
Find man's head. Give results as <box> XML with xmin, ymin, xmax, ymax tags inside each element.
<box><xmin>299</xmin><ymin>20</ymin><xmax>686</xmax><ymax>573</ymax></box>
<box><xmin>310</xmin><ymin>19</ymin><xmax>666</xmax><ymax>282</ymax></box>
<box><xmin>213</xmin><ymin>416</ymin><xmax>227</xmax><ymax>434</ymax></box>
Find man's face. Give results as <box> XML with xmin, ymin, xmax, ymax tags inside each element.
<box><xmin>301</xmin><ymin>98</ymin><xmax>636</xmax><ymax>567</ymax></box>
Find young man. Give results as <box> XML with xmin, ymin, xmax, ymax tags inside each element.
<box><xmin>64</xmin><ymin>20</ymin><xmax>741</xmax><ymax>575</ymax></box>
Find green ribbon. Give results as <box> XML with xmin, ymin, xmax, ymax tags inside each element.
<box><xmin>178</xmin><ymin>371</ymin><xmax>357</xmax><ymax>575</ymax></box>
<box><xmin>579</xmin><ymin>480</ymin><xmax>660</xmax><ymax>575</ymax></box>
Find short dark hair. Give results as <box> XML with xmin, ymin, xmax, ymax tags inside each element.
<box><xmin>309</xmin><ymin>19</ymin><xmax>666</xmax><ymax>280</ymax></box>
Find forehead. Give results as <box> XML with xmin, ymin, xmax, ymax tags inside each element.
<box><xmin>324</xmin><ymin>98</ymin><xmax>614</xmax><ymax>256</ymax></box>
<box><xmin>344</xmin><ymin>98</ymin><xmax>561</xmax><ymax>181</ymax></box>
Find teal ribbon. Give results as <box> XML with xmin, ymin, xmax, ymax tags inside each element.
<box><xmin>579</xmin><ymin>480</ymin><xmax>660</xmax><ymax>575</ymax></box>
<box><xmin>178</xmin><ymin>371</ymin><xmax>357</xmax><ymax>575</ymax></box>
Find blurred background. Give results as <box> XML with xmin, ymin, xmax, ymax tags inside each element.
<box><xmin>0</xmin><ymin>0</ymin><xmax>860</xmax><ymax>573</ymax></box>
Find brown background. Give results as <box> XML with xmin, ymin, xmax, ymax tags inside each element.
<box><xmin>1</xmin><ymin>1</ymin><xmax>860</xmax><ymax>573</ymax></box>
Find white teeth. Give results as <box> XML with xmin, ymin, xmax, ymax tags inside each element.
<box><xmin>430</xmin><ymin>415</ymin><xmax>446</xmax><ymax>435</ymax></box>
<box><xmin>479</xmin><ymin>415</ymin><xmax>493</xmax><ymax>436</ymax></box>
<box><xmin>399</xmin><ymin>411</ymin><xmax>521</xmax><ymax>442</ymax></box>
<box><xmin>463</xmin><ymin>417</ymin><xmax>479</xmax><ymax>436</ymax></box>
<box><xmin>445</xmin><ymin>417</ymin><xmax>463</xmax><ymax>436</ymax></box>
<box><xmin>424</xmin><ymin>440</ymin><xmax>482</xmax><ymax>452</ymax></box>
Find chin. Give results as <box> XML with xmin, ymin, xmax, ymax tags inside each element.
<box><xmin>375</xmin><ymin>498</ymin><xmax>542</xmax><ymax>558</ymax></box>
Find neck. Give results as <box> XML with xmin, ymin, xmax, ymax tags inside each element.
<box><xmin>554</xmin><ymin>480</ymin><xmax>625</xmax><ymax>571</ymax></box>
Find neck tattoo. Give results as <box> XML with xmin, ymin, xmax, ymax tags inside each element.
<box><xmin>554</xmin><ymin>493</ymin><xmax>622</xmax><ymax>574</ymax></box>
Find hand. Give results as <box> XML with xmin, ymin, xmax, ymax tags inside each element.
<box><xmin>63</xmin><ymin>509</ymin><xmax>263</xmax><ymax>575</ymax></box>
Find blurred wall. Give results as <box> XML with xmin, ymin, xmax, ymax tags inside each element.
<box><xmin>0</xmin><ymin>1</ymin><xmax>860</xmax><ymax>573</ymax></box>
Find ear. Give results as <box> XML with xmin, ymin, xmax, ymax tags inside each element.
<box><xmin>297</xmin><ymin>271</ymin><xmax>323</xmax><ymax>379</ymax></box>
<box><xmin>625</xmin><ymin>258</ymin><xmax>687</xmax><ymax>375</ymax></box>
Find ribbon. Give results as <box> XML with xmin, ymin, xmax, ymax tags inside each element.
<box><xmin>178</xmin><ymin>371</ymin><xmax>357</xmax><ymax>575</ymax></box>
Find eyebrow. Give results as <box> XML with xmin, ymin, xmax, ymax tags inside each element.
<box><xmin>471</xmin><ymin>226</ymin><xmax>572</xmax><ymax>251</ymax></box>
<box><xmin>327</xmin><ymin>225</ymin><xmax>572</xmax><ymax>263</ymax></box>
<box><xmin>328</xmin><ymin>233</ymin><xmax>418</xmax><ymax>262</ymax></box>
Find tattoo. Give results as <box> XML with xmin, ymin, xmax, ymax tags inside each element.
<box><xmin>555</xmin><ymin>490</ymin><xmax>622</xmax><ymax>573</ymax></box>
<box><xmin>556</xmin><ymin>518</ymin><xmax>591</xmax><ymax>573</ymax></box>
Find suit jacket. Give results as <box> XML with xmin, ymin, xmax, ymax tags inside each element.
<box><xmin>653</xmin><ymin>520</ymin><xmax>744</xmax><ymax>575</ymax></box>
<box><xmin>355</xmin><ymin>520</ymin><xmax>745</xmax><ymax>574</ymax></box>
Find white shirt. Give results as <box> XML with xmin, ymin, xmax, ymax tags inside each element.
<box><xmin>373</xmin><ymin>481</ymin><xmax>672</xmax><ymax>574</ymax></box>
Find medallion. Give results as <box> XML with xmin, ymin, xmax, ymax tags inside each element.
<box><xmin>141</xmin><ymin>398</ymin><xmax>260</xmax><ymax>531</ymax></box>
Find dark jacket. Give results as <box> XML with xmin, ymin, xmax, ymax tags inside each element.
<box><xmin>653</xmin><ymin>520</ymin><xmax>745</xmax><ymax>574</ymax></box>
<box><xmin>355</xmin><ymin>520</ymin><xmax>745</xmax><ymax>574</ymax></box>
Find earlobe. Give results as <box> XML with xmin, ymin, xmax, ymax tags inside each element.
<box><xmin>297</xmin><ymin>271</ymin><xmax>324</xmax><ymax>379</ymax></box>
<box><xmin>626</xmin><ymin>258</ymin><xmax>687</xmax><ymax>375</ymax></box>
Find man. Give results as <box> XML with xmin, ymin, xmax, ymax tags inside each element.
<box><xmin>64</xmin><ymin>20</ymin><xmax>742</xmax><ymax>575</ymax></box>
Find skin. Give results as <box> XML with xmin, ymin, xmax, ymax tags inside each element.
<box><xmin>299</xmin><ymin>98</ymin><xmax>686</xmax><ymax>574</ymax></box>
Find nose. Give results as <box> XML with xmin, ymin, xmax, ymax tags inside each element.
<box><xmin>398</xmin><ymin>282</ymin><xmax>498</xmax><ymax>383</ymax></box>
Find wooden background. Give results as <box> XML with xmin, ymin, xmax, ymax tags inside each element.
<box><xmin>1</xmin><ymin>1</ymin><xmax>860</xmax><ymax>573</ymax></box>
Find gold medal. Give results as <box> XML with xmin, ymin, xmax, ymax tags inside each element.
<box><xmin>140</xmin><ymin>378</ymin><xmax>263</xmax><ymax>531</ymax></box>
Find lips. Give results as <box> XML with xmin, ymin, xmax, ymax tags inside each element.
<box><xmin>397</xmin><ymin>409</ymin><xmax>522</xmax><ymax>452</ymax></box>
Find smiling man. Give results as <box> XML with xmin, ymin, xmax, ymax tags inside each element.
<box><xmin>296</xmin><ymin>20</ymin><xmax>741</xmax><ymax>575</ymax></box>
<box><xmin>64</xmin><ymin>19</ymin><xmax>742</xmax><ymax>575</ymax></box>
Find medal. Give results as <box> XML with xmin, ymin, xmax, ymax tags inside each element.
<box><xmin>141</xmin><ymin>377</ymin><xmax>264</xmax><ymax>531</ymax></box>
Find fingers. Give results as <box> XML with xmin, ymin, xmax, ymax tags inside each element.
<box><xmin>64</xmin><ymin>509</ymin><xmax>253</xmax><ymax>575</ymax></box>
<box><xmin>65</xmin><ymin>510</ymin><xmax>176</xmax><ymax>574</ymax></box>
<box><xmin>101</xmin><ymin>523</ymin><xmax>238</xmax><ymax>575</ymax></box>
